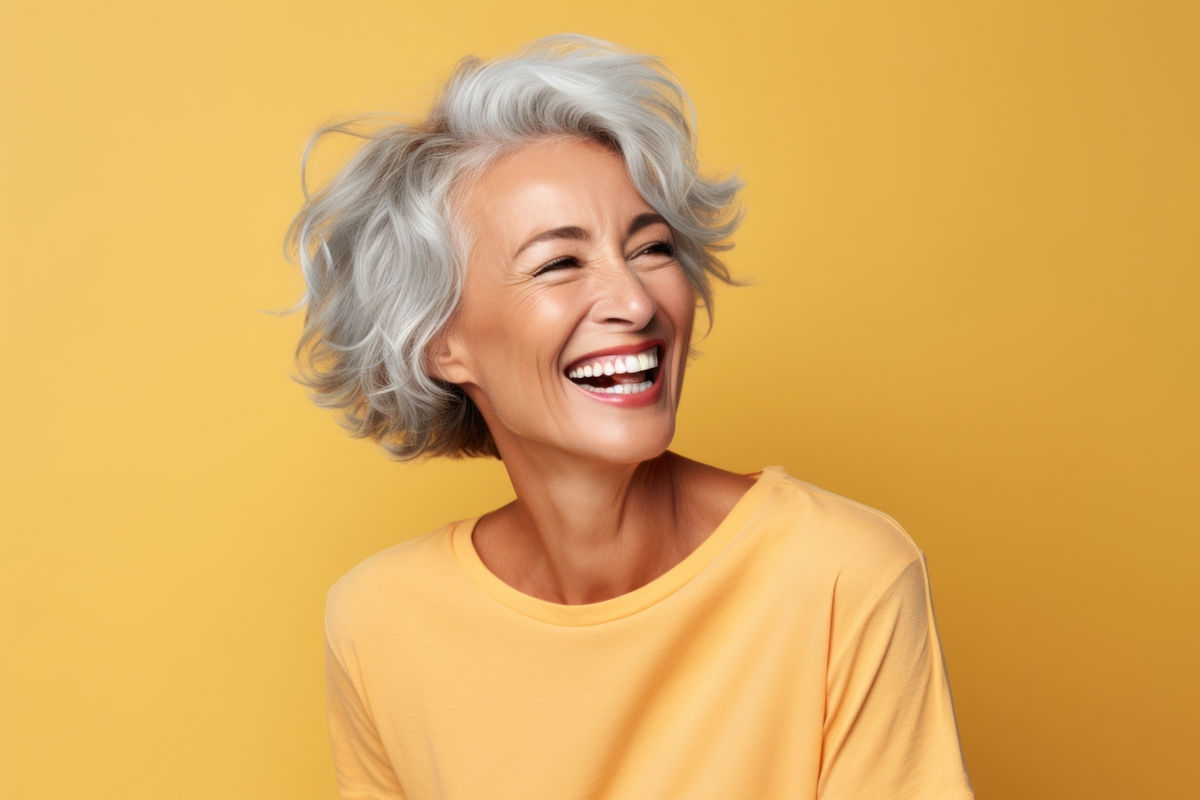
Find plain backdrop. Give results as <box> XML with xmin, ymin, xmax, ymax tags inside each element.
<box><xmin>1</xmin><ymin>1</ymin><xmax>1197</xmax><ymax>797</ymax></box>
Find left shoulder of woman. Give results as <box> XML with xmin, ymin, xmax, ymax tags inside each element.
<box><xmin>764</xmin><ymin>472</ymin><xmax>925</xmax><ymax>587</ymax></box>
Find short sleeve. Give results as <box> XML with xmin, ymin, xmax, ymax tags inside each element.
<box><xmin>325</xmin><ymin>634</ymin><xmax>407</xmax><ymax>800</ymax></box>
<box><xmin>819</xmin><ymin>556</ymin><xmax>974</xmax><ymax>800</ymax></box>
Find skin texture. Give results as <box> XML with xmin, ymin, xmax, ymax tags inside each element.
<box><xmin>430</xmin><ymin>136</ymin><xmax>754</xmax><ymax>605</ymax></box>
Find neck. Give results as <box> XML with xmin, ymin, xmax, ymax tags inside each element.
<box><xmin>476</xmin><ymin>446</ymin><xmax>693</xmax><ymax>605</ymax></box>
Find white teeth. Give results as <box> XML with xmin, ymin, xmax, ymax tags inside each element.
<box><xmin>567</xmin><ymin>347</ymin><xmax>661</xmax><ymax>385</ymax></box>
<box><xmin>578</xmin><ymin>380</ymin><xmax>654</xmax><ymax>395</ymax></box>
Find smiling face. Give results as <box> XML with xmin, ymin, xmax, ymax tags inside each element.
<box><xmin>430</xmin><ymin>136</ymin><xmax>696</xmax><ymax>467</ymax></box>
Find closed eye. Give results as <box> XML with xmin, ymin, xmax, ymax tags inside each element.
<box><xmin>634</xmin><ymin>241</ymin><xmax>675</xmax><ymax>259</ymax></box>
<box><xmin>533</xmin><ymin>256</ymin><xmax>581</xmax><ymax>276</ymax></box>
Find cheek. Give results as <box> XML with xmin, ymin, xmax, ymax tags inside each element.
<box><xmin>459</xmin><ymin>287</ymin><xmax>576</xmax><ymax>388</ymax></box>
<box><xmin>650</xmin><ymin>266</ymin><xmax>698</xmax><ymax>333</ymax></box>
<box><xmin>456</xmin><ymin>289</ymin><xmax>583</xmax><ymax>443</ymax></box>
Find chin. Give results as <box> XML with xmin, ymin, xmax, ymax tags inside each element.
<box><xmin>570</xmin><ymin>418</ymin><xmax>676</xmax><ymax>466</ymax></box>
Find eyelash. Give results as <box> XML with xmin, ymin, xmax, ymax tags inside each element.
<box><xmin>533</xmin><ymin>241</ymin><xmax>675</xmax><ymax>276</ymax></box>
<box><xmin>641</xmin><ymin>241</ymin><xmax>675</xmax><ymax>258</ymax></box>
<box><xmin>534</xmin><ymin>256</ymin><xmax>580</xmax><ymax>276</ymax></box>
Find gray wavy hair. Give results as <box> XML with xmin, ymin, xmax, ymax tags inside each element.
<box><xmin>285</xmin><ymin>34</ymin><xmax>744</xmax><ymax>461</ymax></box>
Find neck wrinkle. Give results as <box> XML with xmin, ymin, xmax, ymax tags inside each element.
<box><xmin>477</xmin><ymin>451</ymin><xmax>685</xmax><ymax>606</ymax></box>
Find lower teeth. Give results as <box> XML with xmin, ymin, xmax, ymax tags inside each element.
<box><xmin>581</xmin><ymin>380</ymin><xmax>653</xmax><ymax>395</ymax></box>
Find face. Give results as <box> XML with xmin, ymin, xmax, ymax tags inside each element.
<box><xmin>431</xmin><ymin>136</ymin><xmax>696</xmax><ymax>467</ymax></box>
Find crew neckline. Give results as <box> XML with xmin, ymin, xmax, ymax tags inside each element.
<box><xmin>450</xmin><ymin>466</ymin><xmax>787</xmax><ymax>626</ymax></box>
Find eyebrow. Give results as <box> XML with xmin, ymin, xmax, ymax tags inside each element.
<box><xmin>627</xmin><ymin>212</ymin><xmax>668</xmax><ymax>238</ymax></box>
<box><xmin>513</xmin><ymin>213</ymin><xmax>670</xmax><ymax>257</ymax></box>
<box><xmin>514</xmin><ymin>226</ymin><xmax>589</xmax><ymax>256</ymax></box>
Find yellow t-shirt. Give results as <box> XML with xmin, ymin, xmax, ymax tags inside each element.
<box><xmin>325</xmin><ymin>467</ymin><xmax>974</xmax><ymax>799</ymax></box>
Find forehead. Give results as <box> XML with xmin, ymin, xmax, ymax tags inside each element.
<box><xmin>458</xmin><ymin>137</ymin><xmax>654</xmax><ymax>245</ymax></box>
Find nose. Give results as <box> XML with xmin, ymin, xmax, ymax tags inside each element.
<box><xmin>588</xmin><ymin>255</ymin><xmax>656</xmax><ymax>330</ymax></box>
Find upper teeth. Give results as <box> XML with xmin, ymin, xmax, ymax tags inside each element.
<box><xmin>567</xmin><ymin>347</ymin><xmax>659</xmax><ymax>379</ymax></box>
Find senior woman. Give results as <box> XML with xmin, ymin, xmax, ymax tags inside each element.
<box><xmin>288</xmin><ymin>35</ymin><xmax>973</xmax><ymax>800</ymax></box>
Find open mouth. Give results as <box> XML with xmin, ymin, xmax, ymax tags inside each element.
<box><xmin>565</xmin><ymin>345</ymin><xmax>661</xmax><ymax>395</ymax></box>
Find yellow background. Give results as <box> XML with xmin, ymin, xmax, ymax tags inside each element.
<box><xmin>2</xmin><ymin>1</ymin><xmax>1196</xmax><ymax>797</ymax></box>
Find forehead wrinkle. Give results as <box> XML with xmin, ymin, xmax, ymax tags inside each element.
<box><xmin>472</xmin><ymin>142</ymin><xmax>639</xmax><ymax>249</ymax></box>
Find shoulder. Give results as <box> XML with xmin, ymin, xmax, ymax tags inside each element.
<box><xmin>324</xmin><ymin>521</ymin><xmax>463</xmax><ymax>645</ymax></box>
<box><xmin>750</xmin><ymin>469</ymin><xmax>926</xmax><ymax>601</ymax></box>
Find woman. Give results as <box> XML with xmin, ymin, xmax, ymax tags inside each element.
<box><xmin>288</xmin><ymin>35</ymin><xmax>973</xmax><ymax>800</ymax></box>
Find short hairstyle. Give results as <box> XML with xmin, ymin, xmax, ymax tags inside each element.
<box><xmin>285</xmin><ymin>34</ymin><xmax>743</xmax><ymax>461</ymax></box>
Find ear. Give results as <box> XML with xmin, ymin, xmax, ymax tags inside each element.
<box><xmin>425</xmin><ymin>324</ymin><xmax>474</xmax><ymax>386</ymax></box>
